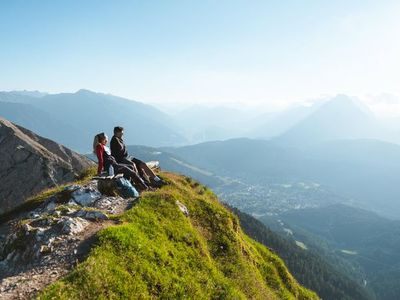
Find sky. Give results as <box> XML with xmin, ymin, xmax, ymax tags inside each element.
<box><xmin>1</xmin><ymin>0</ymin><xmax>400</xmax><ymax>115</ymax></box>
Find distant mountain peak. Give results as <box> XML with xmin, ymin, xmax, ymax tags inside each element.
<box><xmin>9</xmin><ymin>90</ymin><xmax>47</xmax><ymax>98</ymax></box>
<box><xmin>274</xmin><ymin>94</ymin><xmax>383</xmax><ymax>146</ymax></box>
<box><xmin>75</xmin><ymin>88</ymin><xmax>96</xmax><ymax>95</ymax></box>
<box><xmin>320</xmin><ymin>94</ymin><xmax>356</xmax><ymax>109</ymax></box>
<box><xmin>320</xmin><ymin>94</ymin><xmax>373</xmax><ymax>116</ymax></box>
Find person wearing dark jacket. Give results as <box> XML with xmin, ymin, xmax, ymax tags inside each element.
<box><xmin>93</xmin><ymin>132</ymin><xmax>150</xmax><ymax>191</ymax></box>
<box><xmin>110</xmin><ymin>126</ymin><xmax>166</xmax><ymax>187</ymax></box>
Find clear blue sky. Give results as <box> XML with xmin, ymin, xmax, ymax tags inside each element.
<box><xmin>1</xmin><ymin>0</ymin><xmax>400</xmax><ymax>113</ymax></box>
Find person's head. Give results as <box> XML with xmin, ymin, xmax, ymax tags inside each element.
<box><xmin>113</xmin><ymin>126</ymin><xmax>124</xmax><ymax>138</ymax></box>
<box><xmin>93</xmin><ymin>132</ymin><xmax>108</xmax><ymax>153</ymax></box>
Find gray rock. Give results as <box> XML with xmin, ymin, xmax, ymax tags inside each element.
<box><xmin>176</xmin><ymin>200</ymin><xmax>189</xmax><ymax>217</ymax></box>
<box><xmin>74</xmin><ymin>210</ymin><xmax>108</xmax><ymax>220</ymax></box>
<box><xmin>35</xmin><ymin>228</ymin><xmax>47</xmax><ymax>241</ymax></box>
<box><xmin>6</xmin><ymin>251</ymin><xmax>15</xmax><ymax>262</ymax></box>
<box><xmin>28</xmin><ymin>211</ymin><xmax>41</xmax><ymax>219</ymax></box>
<box><xmin>64</xmin><ymin>185</ymin><xmax>80</xmax><ymax>192</ymax></box>
<box><xmin>22</xmin><ymin>223</ymin><xmax>34</xmax><ymax>235</ymax></box>
<box><xmin>67</xmin><ymin>199</ymin><xmax>79</xmax><ymax>206</ymax></box>
<box><xmin>0</xmin><ymin>118</ymin><xmax>94</xmax><ymax>215</ymax></box>
<box><xmin>71</xmin><ymin>187</ymin><xmax>101</xmax><ymax>206</ymax></box>
<box><xmin>59</xmin><ymin>217</ymin><xmax>89</xmax><ymax>235</ymax></box>
<box><xmin>45</xmin><ymin>201</ymin><xmax>57</xmax><ymax>212</ymax></box>
<box><xmin>39</xmin><ymin>244</ymin><xmax>52</xmax><ymax>255</ymax></box>
<box><xmin>86</xmin><ymin>211</ymin><xmax>108</xmax><ymax>220</ymax></box>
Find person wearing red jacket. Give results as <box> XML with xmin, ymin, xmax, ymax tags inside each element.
<box><xmin>93</xmin><ymin>132</ymin><xmax>149</xmax><ymax>191</ymax></box>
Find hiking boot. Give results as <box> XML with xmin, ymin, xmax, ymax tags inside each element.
<box><xmin>130</xmin><ymin>178</ymin><xmax>149</xmax><ymax>192</ymax></box>
<box><xmin>151</xmin><ymin>176</ymin><xmax>168</xmax><ymax>188</ymax></box>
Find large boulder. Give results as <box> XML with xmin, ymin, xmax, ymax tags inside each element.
<box><xmin>0</xmin><ymin>118</ymin><xmax>94</xmax><ymax>215</ymax></box>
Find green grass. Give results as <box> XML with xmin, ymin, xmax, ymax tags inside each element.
<box><xmin>38</xmin><ymin>172</ymin><xmax>318</xmax><ymax>300</ymax></box>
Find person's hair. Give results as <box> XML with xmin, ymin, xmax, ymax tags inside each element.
<box><xmin>114</xmin><ymin>126</ymin><xmax>124</xmax><ymax>134</ymax></box>
<box><xmin>93</xmin><ymin>132</ymin><xmax>108</xmax><ymax>153</ymax></box>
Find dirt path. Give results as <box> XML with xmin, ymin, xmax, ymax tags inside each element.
<box><xmin>0</xmin><ymin>220</ymin><xmax>117</xmax><ymax>299</ymax></box>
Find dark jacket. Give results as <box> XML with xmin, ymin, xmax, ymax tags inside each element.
<box><xmin>110</xmin><ymin>135</ymin><xmax>128</xmax><ymax>163</ymax></box>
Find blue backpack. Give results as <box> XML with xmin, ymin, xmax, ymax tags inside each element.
<box><xmin>115</xmin><ymin>177</ymin><xmax>139</xmax><ymax>198</ymax></box>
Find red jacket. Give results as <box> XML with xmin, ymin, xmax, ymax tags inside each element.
<box><xmin>95</xmin><ymin>144</ymin><xmax>105</xmax><ymax>174</ymax></box>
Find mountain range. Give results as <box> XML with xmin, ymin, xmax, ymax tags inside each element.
<box><xmin>2</xmin><ymin>90</ymin><xmax>400</xmax><ymax>153</ymax></box>
<box><xmin>0</xmin><ymin>90</ymin><xmax>185</xmax><ymax>152</ymax></box>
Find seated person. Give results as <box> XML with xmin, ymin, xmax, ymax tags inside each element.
<box><xmin>110</xmin><ymin>126</ymin><xmax>166</xmax><ymax>187</ymax></box>
<box><xmin>93</xmin><ymin>132</ymin><xmax>150</xmax><ymax>191</ymax></box>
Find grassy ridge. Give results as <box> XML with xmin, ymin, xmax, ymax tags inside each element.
<box><xmin>38</xmin><ymin>172</ymin><xmax>318</xmax><ymax>299</ymax></box>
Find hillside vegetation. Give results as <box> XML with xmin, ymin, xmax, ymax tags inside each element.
<box><xmin>38</xmin><ymin>172</ymin><xmax>317</xmax><ymax>299</ymax></box>
<box><xmin>232</xmin><ymin>208</ymin><xmax>374</xmax><ymax>300</ymax></box>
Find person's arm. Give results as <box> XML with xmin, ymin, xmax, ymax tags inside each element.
<box><xmin>122</xmin><ymin>141</ymin><xmax>129</xmax><ymax>158</ymax></box>
<box><xmin>96</xmin><ymin>144</ymin><xmax>104</xmax><ymax>175</ymax></box>
<box><xmin>110</xmin><ymin>137</ymin><xmax>123</xmax><ymax>162</ymax></box>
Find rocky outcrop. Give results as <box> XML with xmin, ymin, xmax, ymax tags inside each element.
<box><xmin>0</xmin><ymin>179</ymin><xmax>137</xmax><ymax>299</ymax></box>
<box><xmin>0</xmin><ymin>117</ymin><xmax>94</xmax><ymax>215</ymax></box>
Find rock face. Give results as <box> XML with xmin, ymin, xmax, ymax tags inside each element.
<box><xmin>0</xmin><ymin>117</ymin><xmax>94</xmax><ymax>215</ymax></box>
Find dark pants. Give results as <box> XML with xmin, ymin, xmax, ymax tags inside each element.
<box><xmin>120</xmin><ymin>157</ymin><xmax>156</xmax><ymax>184</ymax></box>
<box><xmin>113</xmin><ymin>163</ymin><xmax>148</xmax><ymax>190</ymax></box>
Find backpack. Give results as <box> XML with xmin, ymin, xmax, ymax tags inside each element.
<box><xmin>115</xmin><ymin>177</ymin><xmax>139</xmax><ymax>198</ymax></box>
